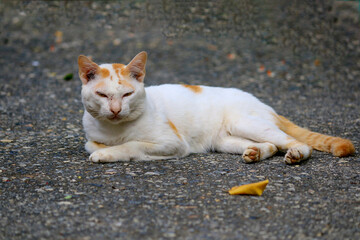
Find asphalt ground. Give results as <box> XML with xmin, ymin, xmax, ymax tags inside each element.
<box><xmin>0</xmin><ymin>1</ymin><xmax>359</xmax><ymax>239</ymax></box>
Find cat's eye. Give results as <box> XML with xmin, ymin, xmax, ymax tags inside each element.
<box><xmin>96</xmin><ymin>91</ymin><xmax>108</xmax><ymax>98</ymax></box>
<box><xmin>123</xmin><ymin>91</ymin><xmax>134</xmax><ymax>98</ymax></box>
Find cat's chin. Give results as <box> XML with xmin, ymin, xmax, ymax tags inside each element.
<box><xmin>94</xmin><ymin>113</ymin><xmax>137</xmax><ymax>125</ymax></box>
<box><xmin>105</xmin><ymin>116</ymin><xmax>124</xmax><ymax>124</ymax></box>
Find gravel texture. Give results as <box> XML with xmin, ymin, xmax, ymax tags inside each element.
<box><xmin>0</xmin><ymin>1</ymin><xmax>359</xmax><ymax>239</ymax></box>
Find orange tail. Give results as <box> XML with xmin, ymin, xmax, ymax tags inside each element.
<box><xmin>275</xmin><ymin>115</ymin><xmax>355</xmax><ymax>157</ymax></box>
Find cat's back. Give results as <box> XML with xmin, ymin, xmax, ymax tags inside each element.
<box><xmin>145</xmin><ymin>84</ymin><xmax>266</xmax><ymax>109</ymax></box>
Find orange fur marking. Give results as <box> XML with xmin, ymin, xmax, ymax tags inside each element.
<box><xmin>112</xmin><ymin>64</ymin><xmax>126</xmax><ymax>79</ymax></box>
<box><xmin>118</xmin><ymin>80</ymin><xmax>135</xmax><ymax>90</ymax></box>
<box><xmin>273</xmin><ymin>113</ymin><xmax>355</xmax><ymax>157</ymax></box>
<box><xmin>100</xmin><ymin>68</ymin><xmax>110</xmax><ymax>78</ymax></box>
<box><xmin>112</xmin><ymin>64</ymin><xmax>135</xmax><ymax>89</ymax></box>
<box><xmin>168</xmin><ymin>120</ymin><xmax>182</xmax><ymax>139</ymax></box>
<box><xmin>112</xmin><ymin>63</ymin><xmax>125</xmax><ymax>70</ymax></box>
<box><xmin>122</xmin><ymin>66</ymin><xmax>130</xmax><ymax>77</ymax></box>
<box><xmin>93</xmin><ymin>141</ymin><xmax>107</xmax><ymax>148</ymax></box>
<box><xmin>308</xmin><ymin>133</ymin><xmax>321</xmax><ymax>143</ymax></box>
<box><xmin>95</xmin><ymin>81</ymin><xmax>105</xmax><ymax>89</ymax></box>
<box><xmin>112</xmin><ymin>63</ymin><xmax>135</xmax><ymax>90</ymax></box>
<box><xmin>182</xmin><ymin>84</ymin><xmax>203</xmax><ymax>93</ymax></box>
<box><xmin>332</xmin><ymin>139</ymin><xmax>355</xmax><ymax>157</ymax></box>
<box><xmin>324</xmin><ymin>137</ymin><xmax>332</xmax><ymax>144</ymax></box>
<box><xmin>113</xmin><ymin>62</ymin><xmax>145</xmax><ymax>82</ymax></box>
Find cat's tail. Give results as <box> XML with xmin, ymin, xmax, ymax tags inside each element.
<box><xmin>274</xmin><ymin>114</ymin><xmax>355</xmax><ymax>157</ymax></box>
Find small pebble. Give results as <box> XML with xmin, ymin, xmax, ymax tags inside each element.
<box><xmin>144</xmin><ymin>171</ymin><xmax>160</xmax><ymax>176</ymax></box>
<box><xmin>105</xmin><ymin>169</ymin><xmax>117</xmax><ymax>175</ymax></box>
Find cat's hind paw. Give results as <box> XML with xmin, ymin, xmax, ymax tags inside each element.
<box><xmin>284</xmin><ymin>147</ymin><xmax>311</xmax><ymax>164</ymax></box>
<box><xmin>242</xmin><ymin>146</ymin><xmax>261</xmax><ymax>163</ymax></box>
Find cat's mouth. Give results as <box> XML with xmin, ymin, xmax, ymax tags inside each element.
<box><xmin>108</xmin><ymin>115</ymin><xmax>121</xmax><ymax>121</ymax></box>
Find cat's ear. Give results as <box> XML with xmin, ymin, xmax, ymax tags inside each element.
<box><xmin>78</xmin><ymin>55</ymin><xmax>100</xmax><ymax>84</ymax></box>
<box><xmin>126</xmin><ymin>51</ymin><xmax>147</xmax><ymax>82</ymax></box>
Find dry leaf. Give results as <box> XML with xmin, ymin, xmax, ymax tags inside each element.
<box><xmin>229</xmin><ymin>179</ymin><xmax>269</xmax><ymax>196</ymax></box>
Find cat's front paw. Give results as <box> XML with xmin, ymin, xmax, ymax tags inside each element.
<box><xmin>90</xmin><ymin>149</ymin><xmax>128</xmax><ymax>163</ymax></box>
<box><xmin>242</xmin><ymin>146</ymin><xmax>261</xmax><ymax>163</ymax></box>
<box><xmin>90</xmin><ymin>150</ymin><xmax>113</xmax><ymax>163</ymax></box>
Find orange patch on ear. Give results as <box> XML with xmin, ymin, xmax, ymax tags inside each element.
<box><xmin>168</xmin><ymin>120</ymin><xmax>182</xmax><ymax>139</ymax></box>
<box><xmin>182</xmin><ymin>84</ymin><xmax>202</xmax><ymax>93</ymax></box>
<box><xmin>118</xmin><ymin>80</ymin><xmax>135</xmax><ymax>90</ymax></box>
<box><xmin>95</xmin><ymin>81</ymin><xmax>105</xmax><ymax>89</ymax></box>
<box><xmin>125</xmin><ymin>51</ymin><xmax>147</xmax><ymax>82</ymax></box>
<box><xmin>100</xmin><ymin>68</ymin><xmax>110</xmax><ymax>78</ymax></box>
<box><xmin>78</xmin><ymin>55</ymin><xmax>100</xmax><ymax>84</ymax></box>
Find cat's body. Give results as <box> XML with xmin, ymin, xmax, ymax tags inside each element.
<box><xmin>84</xmin><ymin>84</ymin><xmax>276</xmax><ymax>157</ymax></box>
<box><xmin>78</xmin><ymin>52</ymin><xmax>355</xmax><ymax>164</ymax></box>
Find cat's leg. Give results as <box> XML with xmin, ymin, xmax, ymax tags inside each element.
<box><xmin>230</xmin><ymin>117</ymin><xmax>312</xmax><ymax>164</ymax></box>
<box><xmin>85</xmin><ymin>141</ymin><xmax>109</xmax><ymax>154</ymax></box>
<box><xmin>89</xmin><ymin>141</ymin><xmax>187</xmax><ymax>163</ymax></box>
<box><xmin>215</xmin><ymin>136</ymin><xmax>278</xmax><ymax>163</ymax></box>
<box><xmin>243</xmin><ymin>144</ymin><xmax>278</xmax><ymax>163</ymax></box>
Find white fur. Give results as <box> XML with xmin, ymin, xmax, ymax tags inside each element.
<box><xmin>80</xmin><ymin>55</ymin><xmax>312</xmax><ymax>164</ymax></box>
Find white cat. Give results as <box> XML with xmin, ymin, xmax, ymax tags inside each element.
<box><xmin>78</xmin><ymin>52</ymin><xmax>354</xmax><ymax>164</ymax></box>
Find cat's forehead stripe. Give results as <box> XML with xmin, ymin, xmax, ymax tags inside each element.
<box><xmin>182</xmin><ymin>84</ymin><xmax>202</xmax><ymax>93</ymax></box>
<box><xmin>111</xmin><ymin>63</ymin><xmax>134</xmax><ymax>89</ymax></box>
<box><xmin>112</xmin><ymin>63</ymin><xmax>125</xmax><ymax>69</ymax></box>
<box><xmin>112</xmin><ymin>63</ymin><xmax>127</xmax><ymax>79</ymax></box>
<box><xmin>119</xmin><ymin>80</ymin><xmax>135</xmax><ymax>90</ymax></box>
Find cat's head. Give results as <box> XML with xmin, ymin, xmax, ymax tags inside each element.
<box><xmin>78</xmin><ymin>51</ymin><xmax>147</xmax><ymax>124</ymax></box>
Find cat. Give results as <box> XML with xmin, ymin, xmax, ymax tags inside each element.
<box><xmin>78</xmin><ymin>51</ymin><xmax>355</xmax><ymax>164</ymax></box>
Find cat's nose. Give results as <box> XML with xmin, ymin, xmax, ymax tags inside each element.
<box><xmin>110</xmin><ymin>101</ymin><xmax>121</xmax><ymax>116</ymax></box>
<box><xmin>110</xmin><ymin>108</ymin><xmax>121</xmax><ymax>116</ymax></box>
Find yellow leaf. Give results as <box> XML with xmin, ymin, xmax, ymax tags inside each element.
<box><xmin>228</xmin><ymin>179</ymin><xmax>269</xmax><ymax>196</ymax></box>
